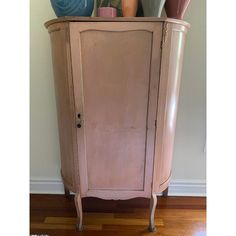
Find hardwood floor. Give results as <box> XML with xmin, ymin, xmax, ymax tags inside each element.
<box><xmin>30</xmin><ymin>194</ymin><xmax>206</xmax><ymax>236</ymax></box>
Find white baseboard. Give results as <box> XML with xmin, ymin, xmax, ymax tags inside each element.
<box><xmin>30</xmin><ymin>179</ymin><xmax>64</xmax><ymax>194</ymax></box>
<box><xmin>168</xmin><ymin>179</ymin><xmax>206</xmax><ymax>196</ymax></box>
<box><xmin>30</xmin><ymin>179</ymin><xmax>206</xmax><ymax>196</ymax></box>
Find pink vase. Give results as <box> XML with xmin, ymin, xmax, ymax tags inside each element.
<box><xmin>164</xmin><ymin>0</ymin><xmax>190</xmax><ymax>20</ymax></box>
<box><xmin>97</xmin><ymin>7</ymin><xmax>117</xmax><ymax>17</ymax></box>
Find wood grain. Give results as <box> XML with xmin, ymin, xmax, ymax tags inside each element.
<box><xmin>30</xmin><ymin>194</ymin><xmax>206</xmax><ymax>236</ymax></box>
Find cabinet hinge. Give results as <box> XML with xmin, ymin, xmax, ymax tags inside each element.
<box><xmin>155</xmin><ymin>120</ymin><xmax>157</xmax><ymax>128</ymax></box>
<box><xmin>161</xmin><ymin>23</ymin><xmax>168</xmax><ymax>49</ymax></box>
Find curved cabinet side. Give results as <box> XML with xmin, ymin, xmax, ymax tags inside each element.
<box><xmin>48</xmin><ymin>23</ymin><xmax>79</xmax><ymax>193</ymax></box>
<box><xmin>152</xmin><ymin>22</ymin><xmax>189</xmax><ymax>194</ymax></box>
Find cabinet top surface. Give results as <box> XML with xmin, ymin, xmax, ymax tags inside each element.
<box><xmin>45</xmin><ymin>17</ymin><xmax>190</xmax><ymax>28</ymax></box>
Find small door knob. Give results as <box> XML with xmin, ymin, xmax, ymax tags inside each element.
<box><xmin>77</xmin><ymin>123</ymin><xmax>81</xmax><ymax>128</ymax></box>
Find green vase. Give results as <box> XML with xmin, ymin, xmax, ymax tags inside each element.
<box><xmin>141</xmin><ymin>0</ymin><xmax>166</xmax><ymax>17</ymax></box>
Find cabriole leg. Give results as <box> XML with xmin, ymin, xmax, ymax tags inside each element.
<box><xmin>64</xmin><ymin>186</ymin><xmax>70</xmax><ymax>197</ymax></box>
<box><xmin>74</xmin><ymin>193</ymin><xmax>83</xmax><ymax>231</ymax></box>
<box><xmin>162</xmin><ymin>187</ymin><xmax>169</xmax><ymax>197</ymax></box>
<box><xmin>61</xmin><ymin>170</ymin><xmax>70</xmax><ymax>197</ymax></box>
<box><xmin>148</xmin><ymin>193</ymin><xmax>157</xmax><ymax>232</ymax></box>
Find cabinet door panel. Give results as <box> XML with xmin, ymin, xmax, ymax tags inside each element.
<box><xmin>70</xmin><ymin>22</ymin><xmax>162</xmax><ymax>197</ymax></box>
<box><xmin>82</xmin><ymin>30</ymin><xmax>151</xmax><ymax>191</ymax></box>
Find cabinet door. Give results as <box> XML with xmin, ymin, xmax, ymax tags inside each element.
<box><xmin>70</xmin><ymin>22</ymin><xmax>162</xmax><ymax>199</ymax></box>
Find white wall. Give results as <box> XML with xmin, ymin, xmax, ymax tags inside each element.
<box><xmin>30</xmin><ymin>0</ymin><xmax>206</xmax><ymax>195</ymax></box>
<box><xmin>172</xmin><ymin>0</ymin><xmax>206</xmax><ymax>181</ymax></box>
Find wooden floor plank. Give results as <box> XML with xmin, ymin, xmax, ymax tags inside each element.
<box><xmin>44</xmin><ymin>216</ymin><xmax>164</xmax><ymax>226</ymax></box>
<box><xmin>30</xmin><ymin>194</ymin><xmax>206</xmax><ymax>235</ymax></box>
<box><xmin>31</xmin><ymin>223</ymin><xmax>102</xmax><ymax>230</ymax></box>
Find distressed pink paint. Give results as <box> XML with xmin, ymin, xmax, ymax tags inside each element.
<box><xmin>45</xmin><ymin>17</ymin><xmax>190</xmax><ymax>231</ymax></box>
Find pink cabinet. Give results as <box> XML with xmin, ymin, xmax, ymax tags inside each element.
<box><xmin>45</xmin><ymin>17</ymin><xmax>189</xmax><ymax>232</ymax></box>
